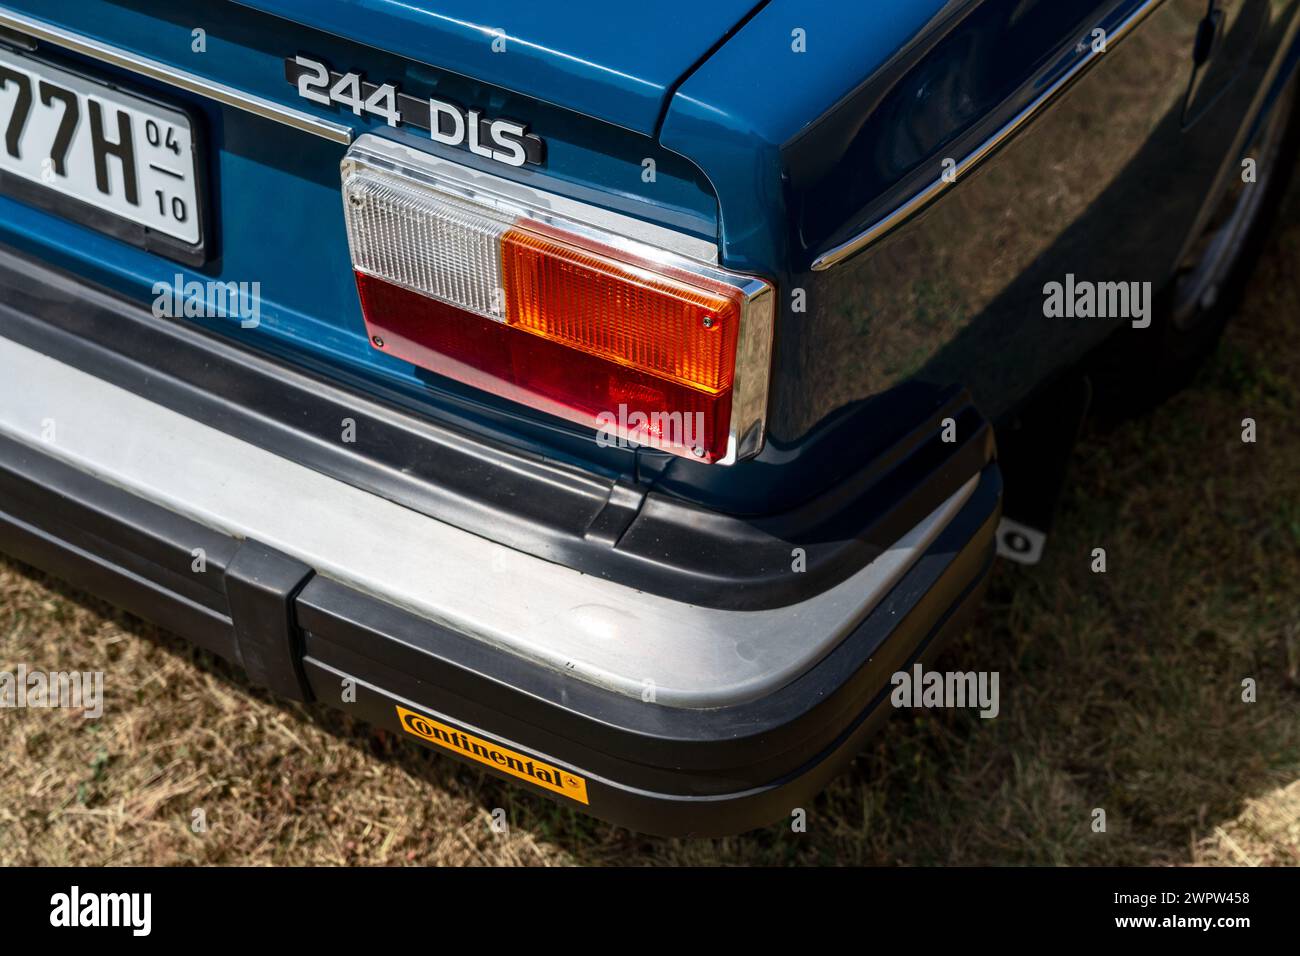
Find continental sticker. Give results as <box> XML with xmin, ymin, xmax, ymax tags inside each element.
<box><xmin>395</xmin><ymin>705</ymin><xmax>589</xmax><ymax>804</ymax></box>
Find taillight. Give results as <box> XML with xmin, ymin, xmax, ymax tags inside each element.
<box><xmin>340</xmin><ymin>136</ymin><xmax>774</xmax><ymax>464</ymax></box>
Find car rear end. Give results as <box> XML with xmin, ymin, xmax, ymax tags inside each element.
<box><xmin>0</xmin><ymin>0</ymin><xmax>1000</xmax><ymax>835</ymax></box>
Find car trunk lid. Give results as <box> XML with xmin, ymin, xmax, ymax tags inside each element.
<box><xmin>232</xmin><ymin>0</ymin><xmax>766</xmax><ymax>135</ymax></box>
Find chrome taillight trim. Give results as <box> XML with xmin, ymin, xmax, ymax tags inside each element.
<box><xmin>344</xmin><ymin>136</ymin><xmax>720</xmax><ymax>265</ymax></box>
<box><xmin>341</xmin><ymin>135</ymin><xmax>774</xmax><ymax>465</ymax></box>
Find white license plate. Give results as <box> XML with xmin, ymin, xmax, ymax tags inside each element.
<box><xmin>0</xmin><ymin>48</ymin><xmax>201</xmax><ymax>246</ymax></box>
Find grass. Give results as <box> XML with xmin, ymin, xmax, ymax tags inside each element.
<box><xmin>2</xmin><ymin>201</ymin><xmax>1299</xmax><ymax>869</ymax></box>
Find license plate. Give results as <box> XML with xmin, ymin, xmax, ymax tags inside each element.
<box><xmin>0</xmin><ymin>47</ymin><xmax>202</xmax><ymax>249</ymax></box>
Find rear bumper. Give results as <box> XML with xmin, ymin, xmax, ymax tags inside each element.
<box><xmin>0</xmin><ymin>257</ymin><xmax>1001</xmax><ymax>837</ymax></box>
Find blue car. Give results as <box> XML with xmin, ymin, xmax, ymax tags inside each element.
<box><xmin>0</xmin><ymin>0</ymin><xmax>1295</xmax><ymax>835</ymax></box>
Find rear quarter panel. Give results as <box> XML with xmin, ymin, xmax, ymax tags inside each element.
<box><xmin>654</xmin><ymin>0</ymin><xmax>1300</xmax><ymax>508</ymax></box>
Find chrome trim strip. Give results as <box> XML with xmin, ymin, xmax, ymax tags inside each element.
<box><xmin>342</xmin><ymin>135</ymin><xmax>769</xmax><ymax>465</ymax></box>
<box><xmin>810</xmin><ymin>0</ymin><xmax>1165</xmax><ymax>272</ymax></box>
<box><xmin>0</xmin><ymin>7</ymin><xmax>354</xmax><ymax>144</ymax></box>
<box><xmin>0</xmin><ymin>333</ymin><xmax>977</xmax><ymax>707</ymax></box>
<box><xmin>346</xmin><ymin>136</ymin><xmax>719</xmax><ymax>264</ymax></box>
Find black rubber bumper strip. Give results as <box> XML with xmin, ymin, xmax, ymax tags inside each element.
<box><xmin>0</xmin><ymin>434</ymin><xmax>314</xmax><ymax>701</ymax></box>
<box><xmin>0</xmin><ymin>410</ymin><xmax>999</xmax><ymax>834</ymax></box>
<box><xmin>295</xmin><ymin>466</ymin><xmax>1000</xmax><ymax>805</ymax></box>
<box><xmin>223</xmin><ymin>541</ymin><xmax>314</xmax><ymax>702</ymax></box>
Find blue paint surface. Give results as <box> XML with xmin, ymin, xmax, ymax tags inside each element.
<box><xmin>3</xmin><ymin>0</ymin><xmax>1299</xmax><ymax>511</ymax></box>
<box><xmin>232</xmin><ymin>0</ymin><xmax>765</xmax><ymax>135</ymax></box>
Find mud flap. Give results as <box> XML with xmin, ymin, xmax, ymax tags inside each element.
<box><xmin>994</xmin><ymin>375</ymin><xmax>1091</xmax><ymax>565</ymax></box>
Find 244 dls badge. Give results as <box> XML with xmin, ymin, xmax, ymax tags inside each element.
<box><xmin>285</xmin><ymin>54</ymin><xmax>545</xmax><ymax>167</ymax></box>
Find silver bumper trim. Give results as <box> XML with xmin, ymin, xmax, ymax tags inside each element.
<box><xmin>0</xmin><ymin>334</ymin><xmax>976</xmax><ymax>707</ymax></box>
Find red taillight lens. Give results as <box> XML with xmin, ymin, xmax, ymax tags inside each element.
<box><xmin>356</xmin><ymin>275</ymin><xmax>734</xmax><ymax>460</ymax></box>
<box><xmin>342</xmin><ymin>138</ymin><xmax>773</xmax><ymax>463</ymax></box>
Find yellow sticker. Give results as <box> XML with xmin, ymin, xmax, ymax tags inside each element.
<box><xmin>395</xmin><ymin>705</ymin><xmax>590</xmax><ymax>805</ymax></box>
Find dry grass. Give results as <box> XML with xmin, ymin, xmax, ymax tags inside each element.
<box><xmin>2</xmin><ymin>196</ymin><xmax>1298</xmax><ymax>870</ymax></box>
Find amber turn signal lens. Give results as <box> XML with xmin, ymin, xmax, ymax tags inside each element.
<box><xmin>500</xmin><ymin>226</ymin><xmax>743</xmax><ymax>395</ymax></box>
